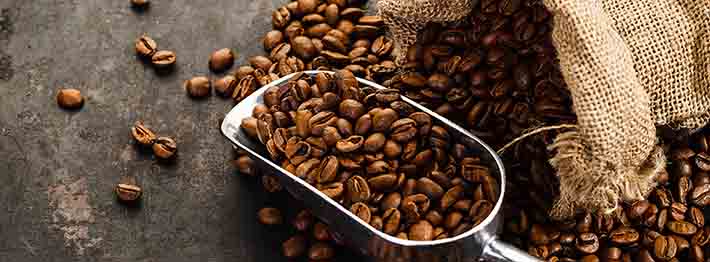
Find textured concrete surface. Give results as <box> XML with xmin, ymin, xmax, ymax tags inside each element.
<box><xmin>0</xmin><ymin>0</ymin><xmax>362</xmax><ymax>261</ymax></box>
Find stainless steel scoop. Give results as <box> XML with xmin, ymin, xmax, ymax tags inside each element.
<box><xmin>221</xmin><ymin>71</ymin><xmax>539</xmax><ymax>262</ymax></box>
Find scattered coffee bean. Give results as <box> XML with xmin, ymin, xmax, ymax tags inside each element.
<box><xmin>152</xmin><ymin>136</ymin><xmax>177</xmax><ymax>159</ymax></box>
<box><xmin>184</xmin><ymin>76</ymin><xmax>211</xmax><ymax>98</ymax></box>
<box><xmin>151</xmin><ymin>50</ymin><xmax>176</xmax><ymax>68</ymax></box>
<box><xmin>56</xmin><ymin>88</ymin><xmax>84</xmax><ymax>109</ymax></box>
<box><xmin>209</xmin><ymin>48</ymin><xmax>235</xmax><ymax>72</ymax></box>
<box><xmin>115</xmin><ymin>181</ymin><xmax>142</xmax><ymax>202</ymax></box>
<box><xmin>257</xmin><ymin>207</ymin><xmax>283</xmax><ymax>225</ymax></box>
<box><xmin>131</xmin><ymin>121</ymin><xmax>156</xmax><ymax>146</ymax></box>
<box><xmin>135</xmin><ymin>35</ymin><xmax>157</xmax><ymax>57</ymax></box>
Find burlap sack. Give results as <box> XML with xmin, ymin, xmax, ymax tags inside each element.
<box><xmin>378</xmin><ymin>0</ymin><xmax>710</xmax><ymax>219</ymax></box>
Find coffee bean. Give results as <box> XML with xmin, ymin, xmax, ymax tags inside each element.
<box><xmin>696</xmin><ymin>152</ymin><xmax>710</xmax><ymax>171</ymax></box>
<box><xmin>214</xmin><ymin>75</ymin><xmax>237</xmax><ymax>97</ymax></box>
<box><xmin>293</xmin><ymin>210</ymin><xmax>314</xmax><ymax>232</ymax></box>
<box><xmin>689</xmin><ymin>207</ymin><xmax>704</xmax><ymax>227</ymax></box>
<box><xmin>666</xmin><ymin>220</ymin><xmax>698</xmax><ymax>235</ymax></box>
<box><xmin>382</xmin><ymin>208</ymin><xmax>401</xmax><ymax>235</ymax></box>
<box><xmin>209</xmin><ymin>48</ymin><xmax>235</xmax><ymax>72</ymax></box>
<box><xmin>692</xmin><ymin>183</ymin><xmax>710</xmax><ymax>206</ymax></box>
<box><xmin>282</xmin><ymin>235</ymin><xmax>307</xmax><ymax>258</ymax></box>
<box><xmin>184</xmin><ymin>76</ymin><xmax>211</xmax><ymax>98</ymax></box>
<box><xmin>235</xmin><ymin>155</ymin><xmax>255</xmax><ymax>176</ymax></box>
<box><xmin>415</xmin><ymin>177</ymin><xmax>444</xmax><ymax>200</ymax></box>
<box><xmin>56</xmin><ymin>88</ymin><xmax>84</xmax><ymax>109</ymax></box>
<box><xmin>257</xmin><ymin>207</ymin><xmax>283</xmax><ymax>225</ymax></box>
<box><xmin>312</xmin><ymin>222</ymin><xmax>331</xmax><ymax>241</ymax></box>
<box><xmin>350</xmin><ymin>202</ymin><xmax>371</xmax><ymax>223</ymax></box>
<box><xmin>336</xmin><ymin>135</ymin><xmax>364</xmax><ymax>153</ymax></box>
<box><xmin>670</xmin><ymin>202</ymin><xmax>687</xmax><ymax>221</ymax></box>
<box><xmin>609</xmin><ymin>227</ymin><xmax>640</xmax><ymax>245</ymax></box>
<box><xmin>131</xmin><ymin>121</ymin><xmax>156</xmax><ymax>146</ymax></box>
<box><xmin>152</xmin><ymin>137</ymin><xmax>177</xmax><ymax>159</ymax></box>
<box><xmin>654</xmin><ymin>235</ymin><xmax>677</xmax><ymax>260</ymax></box>
<box><xmin>576</xmin><ymin>233</ymin><xmax>600</xmax><ymax>254</ymax></box>
<box><xmin>115</xmin><ymin>182</ymin><xmax>142</xmax><ymax>202</ymax></box>
<box><xmin>135</xmin><ymin>35</ymin><xmax>157</xmax><ymax>57</ymax></box>
<box><xmin>151</xmin><ymin>50</ymin><xmax>176</xmax><ymax>68</ymax></box>
<box><xmin>409</xmin><ymin>220</ymin><xmax>434</xmax><ymax>241</ymax></box>
<box><xmin>346</xmin><ymin>175</ymin><xmax>370</xmax><ymax>203</ymax></box>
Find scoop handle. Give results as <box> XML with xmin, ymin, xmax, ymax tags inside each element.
<box><xmin>481</xmin><ymin>237</ymin><xmax>540</xmax><ymax>262</ymax></box>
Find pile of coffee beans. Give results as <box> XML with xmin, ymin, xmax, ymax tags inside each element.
<box><xmin>498</xmin><ymin>131</ymin><xmax>710</xmax><ymax>261</ymax></box>
<box><xmin>382</xmin><ymin>1</ymin><xmax>574</xmax><ymax>149</ymax></box>
<box><xmin>240</xmin><ymin>71</ymin><xmax>499</xmax><ymax>241</ymax></box>
<box><xmin>219</xmin><ymin>0</ymin><xmax>396</xmax><ymax>103</ymax></box>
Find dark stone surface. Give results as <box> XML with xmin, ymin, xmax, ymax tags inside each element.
<box><xmin>0</xmin><ymin>0</ymin><xmax>364</xmax><ymax>261</ymax></box>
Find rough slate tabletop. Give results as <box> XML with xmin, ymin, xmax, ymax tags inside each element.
<box><xmin>0</xmin><ymin>0</ymin><xmax>365</xmax><ymax>261</ymax></box>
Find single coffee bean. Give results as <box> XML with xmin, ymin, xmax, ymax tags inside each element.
<box><xmin>151</xmin><ymin>50</ymin><xmax>177</xmax><ymax>68</ymax></box>
<box><xmin>670</xmin><ymin>202</ymin><xmax>687</xmax><ymax>221</ymax></box>
<box><xmin>257</xmin><ymin>207</ymin><xmax>283</xmax><ymax>225</ymax></box>
<box><xmin>443</xmin><ymin>211</ymin><xmax>464</xmax><ymax>229</ymax></box>
<box><xmin>262</xmin><ymin>174</ymin><xmax>282</xmax><ymax>193</ymax></box>
<box><xmin>282</xmin><ymin>235</ymin><xmax>307</xmax><ymax>258</ymax></box>
<box><xmin>409</xmin><ymin>220</ymin><xmax>434</xmax><ymax>241</ymax></box>
<box><xmin>208</xmin><ymin>49</ymin><xmax>234</xmax><ymax>73</ymax></box>
<box><xmin>654</xmin><ymin>235</ymin><xmax>677</xmax><ymax>260</ymax></box>
<box><xmin>319</xmin><ymin>182</ymin><xmax>344</xmax><ymax>199</ymax></box>
<box><xmin>469</xmin><ymin>199</ymin><xmax>494</xmax><ymax>226</ymax></box>
<box><xmin>336</xmin><ymin>135</ymin><xmax>364</xmax><ymax>153</ymax></box>
<box><xmin>667</xmin><ymin>220</ymin><xmax>698</xmax><ymax>235</ymax></box>
<box><xmin>307</xmin><ymin>242</ymin><xmax>334</xmax><ymax>260</ymax></box>
<box><xmin>293</xmin><ymin>210</ymin><xmax>314</xmax><ymax>232</ymax></box>
<box><xmin>115</xmin><ymin>182</ymin><xmax>142</xmax><ymax>202</ymax></box>
<box><xmin>382</xmin><ymin>208</ymin><xmax>401</xmax><ymax>235</ymax></box>
<box><xmin>131</xmin><ymin>121</ymin><xmax>156</xmax><ymax>146</ymax></box>
<box><xmin>213</xmin><ymin>75</ymin><xmax>237</xmax><ymax>97</ymax></box>
<box><xmin>416</xmin><ymin>177</ymin><xmax>444</xmax><ymax>200</ymax></box>
<box><xmin>339</xmin><ymin>99</ymin><xmax>366</xmax><ymax>120</ymax></box>
<box><xmin>234</xmin><ymin>155</ymin><xmax>255</xmax><ymax>176</ymax></box>
<box><xmin>152</xmin><ymin>137</ymin><xmax>177</xmax><ymax>159</ymax></box>
<box><xmin>56</xmin><ymin>88</ymin><xmax>84</xmax><ymax>109</ymax></box>
<box><xmin>350</xmin><ymin>202</ymin><xmax>371</xmax><ymax>223</ymax></box>
<box><xmin>292</xmin><ymin>36</ymin><xmax>318</xmax><ymax>60</ymax></box>
<box><xmin>263</xmin><ymin>30</ymin><xmax>284</xmax><ymax>51</ymax></box>
<box><xmin>609</xmin><ymin>227</ymin><xmax>640</xmax><ymax>245</ymax></box>
<box><xmin>312</xmin><ymin>222</ymin><xmax>330</xmax><ymax>241</ymax></box>
<box><xmin>364</xmin><ymin>133</ymin><xmax>386</xmax><ymax>152</ymax></box>
<box><xmin>381</xmin><ymin>192</ymin><xmax>402</xmax><ymax>211</ymax></box>
<box><xmin>575</xmin><ymin>233</ymin><xmax>600</xmax><ymax>254</ymax></box>
<box><xmin>135</xmin><ymin>35</ymin><xmax>157</xmax><ymax>57</ymax></box>
<box><xmin>367</xmin><ymin>173</ymin><xmax>398</xmax><ymax>191</ymax></box>
<box><xmin>670</xmin><ymin>235</ymin><xmax>689</xmax><ymax>252</ymax></box>
<box><xmin>689</xmin><ymin>207</ymin><xmax>705</xmax><ymax>227</ymax></box>
<box><xmin>696</xmin><ymin>152</ymin><xmax>710</xmax><ymax>171</ymax></box>
<box><xmin>346</xmin><ymin>175</ymin><xmax>371</xmax><ymax>203</ymax></box>
<box><xmin>528</xmin><ymin>245</ymin><xmax>549</xmax><ymax>259</ymax></box>
<box><xmin>425</xmin><ymin>210</ymin><xmax>444</xmax><ymax>226</ymax></box>
<box><xmin>248</xmin><ymin>55</ymin><xmax>273</xmax><ymax>72</ymax></box>
<box><xmin>184</xmin><ymin>76</ymin><xmax>211</xmax><ymax>98</ymax></box>
<box><xmin>692</xmin><ymin>183</ymin><xmax>710</xmax><ymax>206</ymax></box>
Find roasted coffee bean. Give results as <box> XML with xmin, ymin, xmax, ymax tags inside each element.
<box><xmin>293</xmin><ymin>210</ymin><xmax>314</xmax><ymax>232</ymax></box>
<box><xmin>697</xmin><ymin>152</ymin><xmax>710</xmax><ymax>171</ymax></box>
<box><xmin>320</xmin><ymin>182</ymin><xmax>344</xmax><ymax>199</ymax></box>
<box><xmin>184</xmin><ymin>76</ymin><xmax>211</xmax><ymax>98</ymax></box>
<box><xmin>654</xmin><ymin>235</ymin><xmax>677</xmax><ymax>260</ymax></box>
<box><xmin>336</xmin><ymin>135</ymin><xmax>364</xmax><ymax>152</ymax></box>
<box><xmin>312</xmin><ymin>222</ymin><xmax>330</xmax><ymax>241</ymax></box>
<box><xmin>209</xmin><ymin>48</ymin><xmax>235</xmax><ymax>72</ymax></box>
<box><xmin>346</xmin><ymin>175</ymin><xmax>371</xmax><ymax>203</ymax></box>
<box><xmin>576</xmin><ymin>233</ymin><xmax>600</xmax><ymax>254</ymax></box>
<box><xmin>135</xmin><ymin>35</ymin><xmax>157</xmax><ymax>57</ymax></box>
<box><xmin>382</xmin><ymin>208</ymin><xmax>401</xmax><ymax>235</ymax></box>
<box><xmin>262</xmin><ymin>174</ymin><xmax>283</xmax><ymax>193</ymax></box>
<box><xmin>151</xmin><ymin>50</ymin><xmax>176</xmax><ymax>68</ymax></box>
<box><xmin>282</xmin><ymin>235</ymin><xmax>307</xmax><ymax>258</ymax></box>
<box><xmin>609</xmin><ymin>227</ymin><xmax>640</xmax><ymax>245</ymax></box>
<box><xmin>470</xmin><ymin>200</ymin><xmax>493</xmax><ymax>226</ymax></box>
<box><xmin>416</xmin><ymin>177</ymin><xmax>444</xmax><ymax>200</ymax></box>
<box><xmin>214</xmin><ymin>75</ymin><xmax>237</xmax><ymax>96</ymax></box>
<box><xmin>234</xmin><ymin>155</ymin><xmax>255</xmax><ymax>176</ymax></box>
<box><xmin>364</xmin><ymin>133</ymin><xmax>386</xmax><ymax>152</ymax></box>
<box><xmin>350</xmin><ymin>202</ymin><xmax>371</xmax><ymax>223</ymax></box>
<box><xmin>671</xmin><ymin>235</ymin><xmax>689</xmax><ymax>251</ymax></box>
<box><xmin>692</xmin><ymin>183</ymin><xmax>710</xmax><ymax>206</ymax></box>
<box><xmin>670</xmin><ymin>202</ymin><xmax>687</xmax><ymax>221</ymax></box>
<box><xmin>291</xmin><ymin>36</ymin><xmax>318</xmax><ymax>60</ymax></box>
<box><xmin>689</xmin><ymin>207</ymin><xmax>705</xmax><ymax>227</ymax></box>
<box><xmin>444</xmin><ymin>211</ymin><xmax>464</xmax><ymax>230</ymax></box>
<box><xmin>390</xmin><ymin>118</ymin><xmax>417</xmax><ymax>142</ymax></box>
<box><xmin>667</xmin><ymin>220</ymin><xmax>698</xmax><ymax>235</ymax></box>
<box><xmin>257</xmin><ymin>207</ymin><xmax>283</xmax><ymax>225</ymax></box>
<box><xmin>56</xmin><ymin>88</ymin><xmax>84</xmax><ymax>109</ymax></box>
<box><xmin>678</xmin><ymin>176</ymin><xmax>692</xmax><ymax>203</ymax></box>
<box><xmin>115</xmin><ymin>182</ymin><xmax>142</xmax><ymax>202</ymax></box>
<box><xmin>440</xmin><ymin>185</ymin><xmax>464</xmax><ymax>210</ymax></box>
<box><xmin>152</xmin><ymin>137</ymin><xmax>177</xmax><ymax>159</ymax></box>
<box><xmin>131</xmin><ymin>0</ymin><xmax>149</xmax><ymax>7</ymax></box>
<box><xmin>339</xmin><ymin>99</ymin><xmax>366</xmax><ymax>120</ymax></box>
<box><xmin>409</xmin><ymin>220</ymin><xmax>434</xmax><ymax>241</ymax></box>
<box><xmin>425</xmin><ymin>210</ymin><xmax>444</xmax><ymax>226</ymax></box>
<box><xmin>131</xmin><ymin>121</ymin><xmax>156</xmax><ymax>146</ymax></box>
<box><xmin>368</xmin><ymin>173</ymin><xmax>399</xmax><ymax>191</ymax></box>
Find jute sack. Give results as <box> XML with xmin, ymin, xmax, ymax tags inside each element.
<box><xmin>378</xmin><ymin>0</ymin><xmax>710</xmax><ymax>219</ymax></box>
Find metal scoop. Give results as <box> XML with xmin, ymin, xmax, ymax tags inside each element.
<box><xmin>221</xmin><ymin>71</ymin><xmax>539</xmax><ymax>262</ymax></box>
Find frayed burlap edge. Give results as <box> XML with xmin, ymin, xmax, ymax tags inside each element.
<box><xmin>547</xmin><ymin>131</ymin><xmax>665</xmax><ymax>219</ymax></box>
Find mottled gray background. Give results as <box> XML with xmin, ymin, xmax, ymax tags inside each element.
<box><xmin>0</xmin><ymin>0</ymin><xmax>364</xmax><ymax>261</ymax></box>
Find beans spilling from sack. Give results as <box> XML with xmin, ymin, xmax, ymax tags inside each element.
<box><xmin>241</xmin><ymin>71</ymin><xmax>499</xmax><ymax>241</ymax></box>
